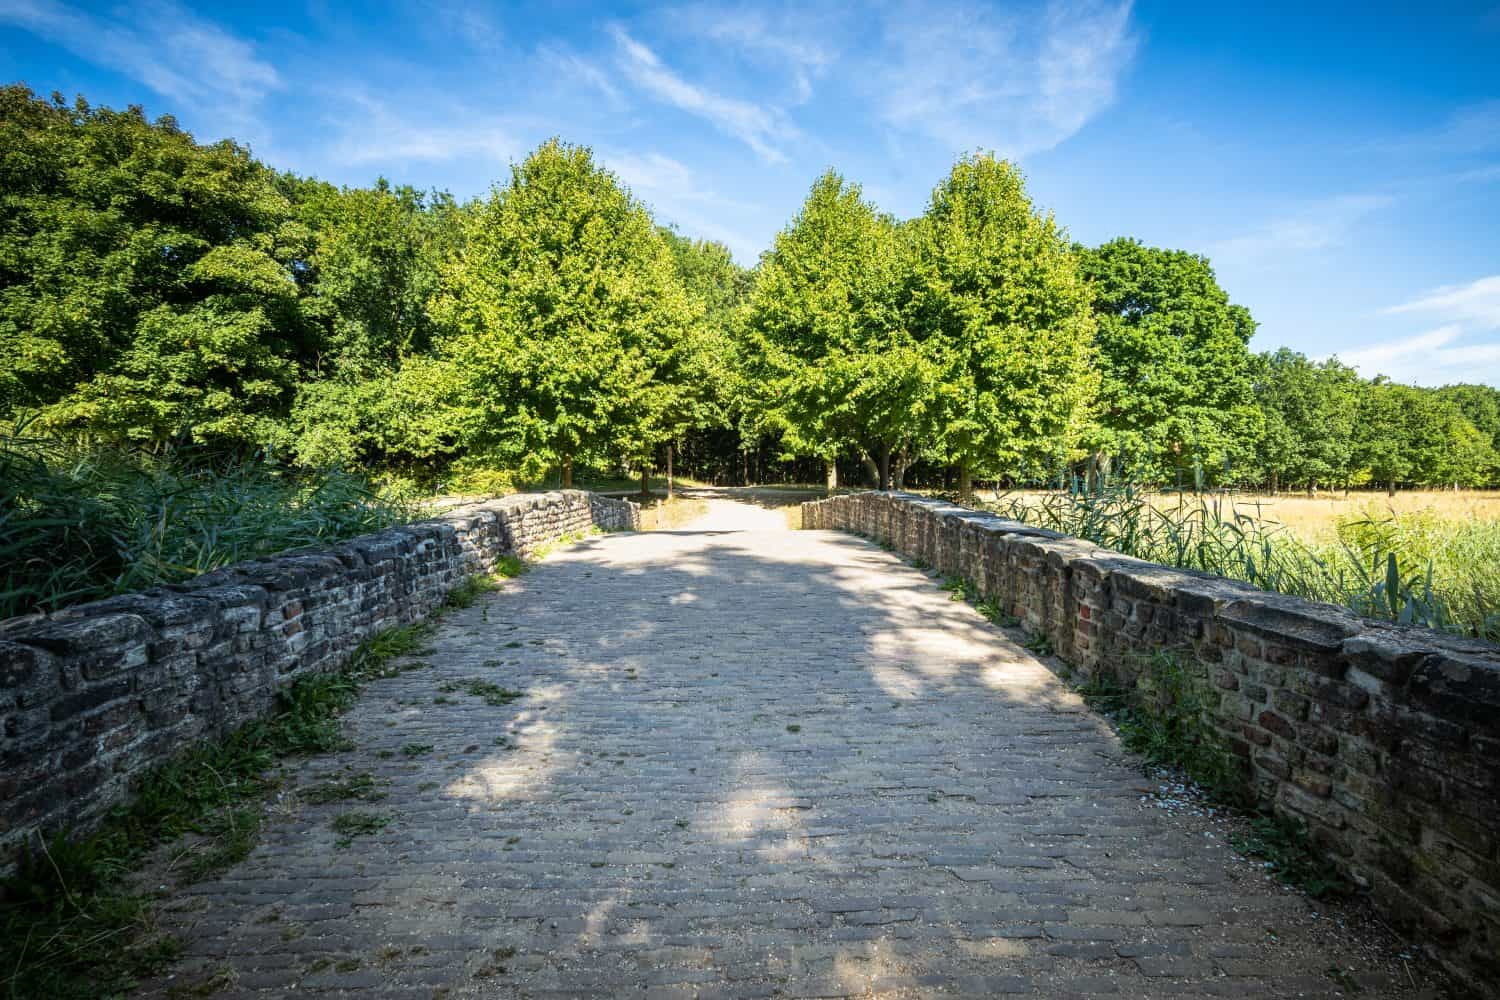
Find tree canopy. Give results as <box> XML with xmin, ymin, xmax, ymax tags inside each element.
<box><xmin>910</xmin><ymin>155</ymin><xmax>1098</xmax><ymax>495</ymax></box>
<box><xmin>1078</xmin><ymin>238</ymin><xmax>1260</xmax><ymax>486</ymax></box>
<box><xmin>432</xmin><ymin>139</ymin><xmax>703</xmax><ymax>485</ymax></box>
<box><xmin>3</xmin><ymin>83</ymin><xmax>1498</xmax><ymax>496</ymax></box>
<box><xmin>0</xmin><ymin>88</ymin><xmax>315</xmax><ymax>448</ymax></box>
<box><xmin>745</xmin><ymin>171</ymin><xmax>935</xmax><ymax>488</ymax></box>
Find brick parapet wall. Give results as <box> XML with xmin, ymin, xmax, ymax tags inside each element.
<box><xmin>0</xmin><ymin>490</ymin><xmax>637</xmax><ymax>867</ymax></box>
<box><xmin>804</xmin><ymin>490</ymin><xmax>1499</xmax><ymax>994</ymax></box>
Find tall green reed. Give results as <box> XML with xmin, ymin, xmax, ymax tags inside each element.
<box><xmin>985</xmin><ymin>482</ymin><xmax>1497</xmax><ymax>641</ymax></box>
<box><xmin>1</xmin><ymin>428</ymin><xmax>421</xmax><ymax>619</ymax></box>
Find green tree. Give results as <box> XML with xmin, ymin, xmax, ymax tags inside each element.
<box><xmin>0</xmin><ymin>85</ymin><xmax>315</xmax><ymax>448</ymax></box>
<box><xmin>1078</xmin><ymin>237</ymin><xmax>1258</xmax><ymax>488</ymax></box>
<box><xmin>746</xmin><ymin>171</ymin><xmax>935</xmax><ymax>490</ymax></box>
<box><xmin>432</xmin><ymin>139</ymin><xmax>699</xmax><ymax>486</ymax></box>
<box><xmin>1436</xmin><ymin>383</ymin><xmax>1500</xmax><ymax>482</ymax></box>
<box><xmin>658</xmin><ymin>229</ymin><xmax>752</xmax><ymax>489</ymax></box>
<box><xmin>1253</xmin><ymin>350</ymin><xmax>1361</xmax><ymax>491</ymax></box>
<box><xmin>1434</xmin><ymin>404</ymin><xmax>1498</xmax><ymax>487</ymax></box>
<box><xmin>291</xmin><ymin>178</ymin><xmax>462</xmax><ymax>369</ymax></box>
<box><xmin>284</xmin><ymin>180</ymin><xmax>470</xmax><ymax>474</ymax></box>
<box><xmin>1353</xmin><ymin>380</ymin><xmax>1433</xmax><ymax>494</ymax></box>
<box><xmin>910</xmin><ymin>154</ymin><xmax>1098</xmax><ymax>498</ymax></box>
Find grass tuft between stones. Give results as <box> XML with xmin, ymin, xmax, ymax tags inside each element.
<box><xmin>330</xmin><ymin>812</ymin><xmax>389</xmax><ymax>849</ymax></box>
<box><xmin>300</xmin><ymin>772</ymin><xmax>386</xmax><ymax>805</ymax></box>
<box><xmin>464</xmin><ymin>679</ymin><xmax>524</xmax><ymax>706</ymax></box>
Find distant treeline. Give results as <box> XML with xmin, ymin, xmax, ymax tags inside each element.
<box><xmin>3</xmin><ymin>84</ymin><xmax>1497</xmax><ymax>495</ymax></box>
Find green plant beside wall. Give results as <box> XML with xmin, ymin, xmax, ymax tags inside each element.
<box><xmin>927</xmin><ymin>565</ymin><xmax>1349</xmax><ymax>903</ymax></box>
<box><xmin>1073</xmin><ymin>650</ymin><xmax>1347</xmax><ymax>898</ymax></box>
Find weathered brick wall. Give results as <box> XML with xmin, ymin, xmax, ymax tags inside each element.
<box><xmin>0</xmin><ymin>490</ymin><xmax>637</xmax><ymax>866</ymax></box>
<box><xmin>804</xmin><ymin>490</ymin><xmax>1500</xmax><ymax>993</ymax></box>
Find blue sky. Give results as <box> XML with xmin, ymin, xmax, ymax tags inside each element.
<box><xmin>3</xmin><ymin>1</ymin><xmax>1498</xmax><ymax>386</ymax></box>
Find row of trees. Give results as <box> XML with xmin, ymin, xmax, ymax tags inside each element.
<box><xmin>4</xmin><ymin>84</ymin><xmax>1499</xmax><ymax>495</ymax></box>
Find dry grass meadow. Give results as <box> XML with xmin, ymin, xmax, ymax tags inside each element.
<box><xmin>990</xmin><ymin>488</ymin><xmax>1500</xmax><ymax>544</ymax></box>
<box><xmin>976</xmin><ymin>486</ymin><xmax>1500</xmax><ymax>638</ymax></box>
<box><xmin>1145</xmin><ymin>489</ymin><xmax>1500</xmax><ymax>544</ymax></box>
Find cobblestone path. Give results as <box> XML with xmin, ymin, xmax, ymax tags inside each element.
<box><xmin>149</xmin><ymin>499</ymin><xmax>1437</xmax><ymax>998</ymax></box>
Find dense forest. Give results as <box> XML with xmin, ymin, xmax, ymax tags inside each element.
<box><xmin>4</xmin><ymin>84</ymin><xmax>1499</xmax><ymax>502</ymax></box>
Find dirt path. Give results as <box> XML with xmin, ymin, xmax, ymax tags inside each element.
<box><xmin>146</xmin><ymin>514</ymin><xmax>1441</xmax><ymax>998</ymax></box>
<box><xmin>678</xmin><ymin>491</ymin><xmax>797</xmax><ymax>531</ymax></box>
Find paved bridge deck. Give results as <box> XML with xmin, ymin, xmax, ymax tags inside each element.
<box><xmin>149</xmin><ymin>495</ymin><xmax>1435</xmax><ymax>998</ymax></box>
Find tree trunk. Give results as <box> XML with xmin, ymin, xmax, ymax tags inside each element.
<box><xmin>1086</xmin><ymin>452</ymin><xmax>1113</xmax><ymax>493</ymax></box>
<box><xmin>825</xmin><ymin>459</ymin><xmax>837</xmax><ymax>497</ymax></box>
<box><xmin>878</xmin><ymin>445</ymin><xmax>892</xmax><ymax>491</ymax></box>
<box><xmin>862</xmin><ymin>452</ymin><xmax>880</xmax><ymax>487</ymax></box>
<box><xmin>958</xmin><ymin>460</ymin><xmax>972</xmax><ymax>504</ymax></box>
<box><xmin>893</xmin><ymin>446</ymin><xmax>909</xmax><ymax>490</ymax></box>
<box><xmin>640</xmin><ymin>464</ymin><xmax>650</xmax><ymax>498</ymax></box>
<box><xmin>1388</xmin><ymin>479</ymin><xmax>1396</xmax><ymax>497</ymax></box>
<box><xmin>667</xmin><ymin>442</ymin><xmax>674</xmax><ymax>500</ymax></box>
<box><xmin>562</xmin><ymin>454</ymin><xmax>573</xmax><ymax>489</ymax></box>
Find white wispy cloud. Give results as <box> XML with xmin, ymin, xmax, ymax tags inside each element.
<box><xmin>1341</xmin><ymin>325</ymin><xmax>1462</xmax><ymax>368</ymax></box>
<box><xmin>0</xmin><ymin>0</ymin><xmax>279</xmax><ymax>134</ymax></box>
<box><xmin>609</xmin><ymin>25</ymin><xmax>797</xmax><ymax>164</ymax></box>
<box><xmin>1338</xmin><ymin>325</ymin><xmax>1500</xmax><ymax>386</ymax></box>
<box><xmin>538</xmin><ymin>45</ymin><xmax>627</xmax><ymax>109</ymax></box>
<box><xmin>606</xmin><ymin>151</ymin><xmax>737</xmax><ymax>205</ymax></box>
<box><xmin>670</xmin><ymin>4</ymin><xmax>837</xmax><ymax>103</ymax></box>
<box><xmin>1340</xmin><ymin>277</ymin><xmax>1500</xmax><ymax>385</ymax></box>
<box><xmin>604</xmin><ymin>150</ymin><xmax>763</xmax><ymax>261</ymax></box>
<box><xmin>325</xmin><ymin>94</ymin><xmax>517</xmax><ymax>165</ymax></box>
<box><xmin>1452</xmin><ymin>163</ymin><xmax>1500</xmax><ymax>185</ymax></box>
<box><xmin>1209</xmin><ymin>194</ymin><xmax>1393</xmax><ymax>264</ymax></box>
<box><xmin>432</xmin><ymin>2</ymin><xmax>505</xmax><ymax>56</ymax></box>
<box><xmin>1383</xmin><ymin>99</ymin><xmax>1500</xmax><ymax>157</ymax></box>
<box><xmin>1440</xmin><ymin>100</ymin><xmax>1500</xmax><ymax>153</ymax></box>
<box><xmin>1038</xmin><ymin>0</ymin><xmax>1137</xmax><ymax>143</ymax></box>
<box><xmin>870</xmin><ymin>0</ymin><xmax>1137</xmax><ymax>158</ymax></box>
<box><xmin>1383</xmin><ymin>275</ymin><xmax>1500</xmax><ymax>330</ymax></box>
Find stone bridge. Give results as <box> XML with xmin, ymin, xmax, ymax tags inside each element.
<box><xmin>93</xmin><ymin>490</ymin><xmax>1464</xmax><ymax>999</ymax></box>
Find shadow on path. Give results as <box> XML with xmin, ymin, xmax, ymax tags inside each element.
<box><xmin>143</xmin><ymin>518</ymin><xmax>1439</xmax><ymax>999</ymax></box>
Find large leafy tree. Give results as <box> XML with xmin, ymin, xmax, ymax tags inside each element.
<box><xmin>1349</xmin><ymin>380</ymin><xmax>1498</xmax><ymax>492</ymax></box>
<box><xmin>746</xmin><ymin>171</ymin><xmax>936</xmax><ymax>489</ymax></box>
<box><xmin>1436</xmin><ymin>384</ymin><xmax>1500</xmax><ymax>467</ymax></box>
<box><xmin>910</xmin><ymin>154</ymin><xmax>1098</xmax><ymax>497</ymax></box>
<box><xmin>658</xmin><ymin>229</ymin><xmax>753</xmax><ymax>488</ymax></box>
<box><xmin>291</xmin><ymin>178</ymin><xmax>463</xmax><ymax>371</ymax></box>
<box><xmin>1253</xmin><ymin>349</ymin><xmax>1361</xmax><ymax>491</ymax></box>
<box><xmin>0</xmin><ymin>85</ymin><xmax>315</xmax><ymax>448</ymax></box>
<box><xmin>432</xmin><ymin>139</ymin><xmax>699</xmax><ymax>485</ymax></box>
<box><xmin>284</xmin><ymin>180</ymin><xmax>469</xmax><ymax>473</ymax></box>
<box><xmin>1078</xmin><ymin>237</ymin><xmax>1259</xmax><ymax>488</ymax></box>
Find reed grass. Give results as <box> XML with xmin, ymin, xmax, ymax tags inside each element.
<box><xmin>0</xmin><ymin>429</ymin><xmax>421</xmax><ymax>620</ymax></box>
<box><xmin>986</xmin><ymin>483</ymin><xmax>1499</xmax><ymax>641</ymax></box>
